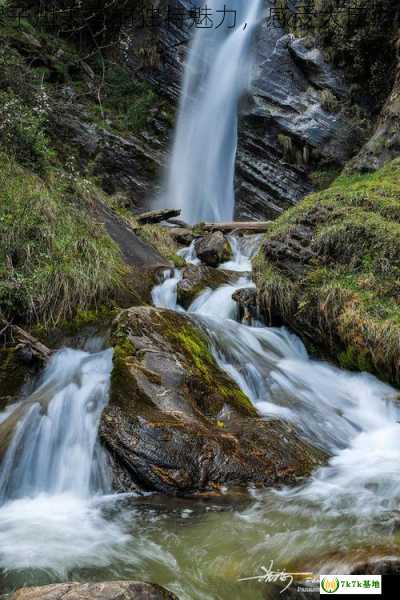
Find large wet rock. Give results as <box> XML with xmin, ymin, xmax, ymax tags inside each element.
<box><xmin>9</xmin><ymin>581</ymin><xmax>179</xmax><ymax>600</ymax></box>
<box><xmin>100</xmin><ymin>307</ymin><xmax>326</xmax><ymax>496</ymax></box>
<box><xmin>91</xmin><ymin>198</ymin><xmax>172</xmax><ymax>306</ymax></box>
<box><xmin>194</xmin><ymin>232</ymin><xmax>232</xmax><ymax>267</ymax></box>
<box><xmin>177</xmin><ymin>265</ymin><xmax>235</xmax><ymax>309</ymax></box>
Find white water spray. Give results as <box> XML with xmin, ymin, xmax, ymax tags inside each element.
<box><xmin>0</xmin><ymin>348</ymin><xmax>113</xmax><ymax>502</ymax></box>
<box><xmin>0</xmin><ymin>348</ymin><xmax>130</xmax><ymax>575</ymax></box>
<box><xmin>163</xmin><ymin>0</ymin><xmax>262</xmax><ymax>223</ymax></box>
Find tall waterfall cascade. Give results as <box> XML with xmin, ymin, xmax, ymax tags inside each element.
<box><xmin>164</xmin><ymin>0</ymin><xmax>263</xmax><ymax>224</ymax></box>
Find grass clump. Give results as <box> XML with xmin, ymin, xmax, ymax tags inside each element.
<box><xmin>320</xmin><ymin>89</ymin><xmax>339</xmax><ymax>113</ymax></box>
<box><xmin>254</xmin><ymin>158</ymin><xmax>400</xmax><ymax>385</ymax></box>
<box><xmin>0</xmin><ymin>153</ymin><xmax>124</xmax><ymax>325</ymax></box>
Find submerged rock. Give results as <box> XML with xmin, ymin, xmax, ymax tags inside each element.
<box><xmin>194</xmin><ymin>232</ymin><xmax>232</xmax><ymax>267</ymax></box>
<box><xmin>100</xmin><ymin>307</ymin><xmax>326</xmax><ymax>496</ymax></box>
<box><xmin>177</xmin><ymin>265</ymin><xmax>235</xmax><ymax>309</ymax></box>
<box><xmin>9</xmin><ymin>581</ymin><xmax>179</xmax><ymax>600</ymax></box>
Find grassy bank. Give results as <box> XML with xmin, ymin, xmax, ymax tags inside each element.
<box><xmin>254</xmin><ymin>158</ymin><xmax>400</xmax><ymax>384</ymax></box>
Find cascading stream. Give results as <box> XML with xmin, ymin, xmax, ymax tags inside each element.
<box><xmin>152</xmin><ymin>236</ymin><xmax>400</xmax><ymax>520</ymax></box>
<box><xmin>163</xmin><ymin>0</ymin><xmax>263</xmax><ymax>223</ymax></box>
<box><xmin>0</xmin><ymin>348</ymin><xmax>113</xmax><ymax>502</ymax></box>
<box><xmin>0</xmin><ymin>348</ymin><xmax>129</xmax><ymax>577</ymax></box>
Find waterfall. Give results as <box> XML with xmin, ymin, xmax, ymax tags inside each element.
<box><xmin>164</xmin><ymin>0</ymin><xmax>262</xmax><ymax>224</ymax></box>
<box><xmin>0</xmin><ymin>348</ymin><xmax>113</xmax><ymax>503</ymax></box>
<box><xmin>0</xmin><ymin>347</ymin><xmax>131</xmax><ymax>576</ymax></box>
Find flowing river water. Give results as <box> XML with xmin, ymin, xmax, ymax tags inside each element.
<box><xmin>1</xmin><ymin>237</ymin><xmax>400</xmax><ymax>599</ymax></box>
<box><xmin>1</xmin><ymin>0</ymin><xmax>400</xmax><ymax>597</ymax></box>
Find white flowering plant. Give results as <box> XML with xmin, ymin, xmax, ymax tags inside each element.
<box><xmin>0</xmin><ymin>90</ymin><xmax>55</xmax><ymax>171</ymax></box>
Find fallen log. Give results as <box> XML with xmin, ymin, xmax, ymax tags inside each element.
<box><xmin>1</xmin><ymin>320</ymin><xmax>52</xmax><ymax>365</ymax></box>
<box><xmin>136</xmin><ymin>208</ymin><xmax>181</xmax><ymax>225</ymax></box>
<box><xmin>200</xmin><ymin>221</ymin><xmax>271</xmax><ymax>234</ymax></box>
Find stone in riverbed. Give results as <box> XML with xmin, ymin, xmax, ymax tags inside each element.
<box><xmin>194</xmin><ymin>232</ymin><xmax>232</xmax><ymax>267</ymax></box>
<box><xmin>8</xmin><ymin>581</ymin><xmax>179</xmax><ymax>600</ymax></box>
<box><xmin>177</xmin><ymin>265</ymin><xmax>236</xmax><ymax>309</ymax></box>
<box><xmin>99</xmin><ymin>306</ymin><xmax>327</xmax><ymax>496</ymax></box>
<box><xmin>232</xmin><ymin>287</ymin><xmax>258</xmax><ymax>324</ymax></box>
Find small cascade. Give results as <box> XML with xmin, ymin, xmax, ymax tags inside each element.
<box><xmin>152</xmin><ymin>235</ymin><xmax>400</xmax><ymax>520</ymax></box>
<box><xmin>0</xmin><ymin>348</ymin><xmax>113</xmax><ymax>503</ymax></box>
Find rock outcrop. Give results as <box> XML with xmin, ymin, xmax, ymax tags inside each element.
<box><xmin>115</xmin><ymin>1</ymin><xmax>359</xmax><ymax>220</ymax></box>
<box><xmin>350</xmin><ymin>34</ymin><xmax>400</xmax><ymax>172</ymax></box>
<box><xmin>100</xmin><ymin>306</ymin><xmax>326</xmax><ymax>496</ymax></box>
<box><xmin>177</xmin><ymin>265</ymin><xmax>235</xmax><ymax>309</ymax></box>
<box><xmin>232</xmin><ymin>287</ymin><xmax>258</xmax><ymax>324</ymax></box>
<box><xmin>253</xmin><ymin>158</ymin><xmax>400</xmax><ymax>385</ymax></box>
<box><xmin>8</xmin><ymin>582</ymin><xmax>179</xmax><ymax>600</ymax></box>
<box><xmin>194</xmin><ymin>232</ymin><xmax>232</xmax><ymax>267</ymax></box>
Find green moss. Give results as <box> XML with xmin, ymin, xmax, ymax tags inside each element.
<box><xmin>58</xmin><ymin>306</ymin><xmax>118</xmax><ymax>336</ymax></box>
<box><xmin>171</xmin><ymin>324</ymin><xmax>256</xmax><ymax>415</ymax></box>
<box><xmin>170</xmin><ymin>254</ymin><xmax>185</xmax><ymax>268</ymax></box>
<box><xmin>136</xmin><ymin>224</ymin><xmax>177</xmax><ymax>264</ymax></box>
<box><xmin>338</xmin><ymin>345</ymin><xmax>375</xmax><ymax>373</ymax></box>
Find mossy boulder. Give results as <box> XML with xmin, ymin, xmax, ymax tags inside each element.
<box><xmin>194</xmin><ymin>232</ymin><xmax>233</xmax><ymax>267</ymax></box>
<box><xmin>254</xmin><ymin>158</ymin><xmax>400</xmax><ymax>385</ymax></box>
<box><xmin>100</xmin><ymin>306</ymin><xmax>326</xmax><ymax>496</ymax></box>
<box><xmin>176</xmin><ymin>265</ymin><xmax>237</xmax><ymax>309</ymax></box>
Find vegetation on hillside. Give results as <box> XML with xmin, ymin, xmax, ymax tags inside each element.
<box><xmin>0</xmin><ymin>153</ymin><xmax>124</xmax><ymax>325</ymax></box>
<box><xmin>276</xmin><ymin>0</ymin><xmax>399</xmax><ymax>113</ymax></box>
<box><xmin>0</xmin><ymin>10</ymin><xmax>177</xmax><ymax>327</ymax></box>
<box><xmin>254</xmin><ymin>158</ymin><xmax>400</xmax><ymax>384</ymax></box>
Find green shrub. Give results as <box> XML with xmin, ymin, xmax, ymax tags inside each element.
<box><xmin>102</xmin><ymin>64</ymin><xmax>156</xmax><ymax>132</ymax></box>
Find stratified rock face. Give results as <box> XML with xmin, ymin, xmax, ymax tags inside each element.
<box><xmin>9</xmin><ymin>581</ymin><xmax>179</xmax><ymax>600</ymax></box>
<box><xmin>194</xmin><ymin>232</ymin><xmax>232</xmax><ymax>267</ymax></box>
<box><xmin>350</xmin><ymin>39</ymin><xmax>400</xmax><ymax>172</ymax></box>
<box><xmin>235</xmin><ymin>24</ymin><xmax>357</xmax><ymax>220</ymax></box>
<box><xmin>117</xmin><ymin>1</ymin><xmax>358</xmax><ymax>220</ymax></box>
<box><xmin>50</xmin><ymin>109</ymin><xmax>169</xmax><ymax>212</ymax></box>
<box><xmin>100</xmin><ymin>307</ymin><xmax>326</xmax><ymax>496</ymax></box>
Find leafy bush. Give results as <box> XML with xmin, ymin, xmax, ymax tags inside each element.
<box><xmin>102</xmin><ymin>63</ymin><xmax>156</xmax><ymax>132</ymax></box>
